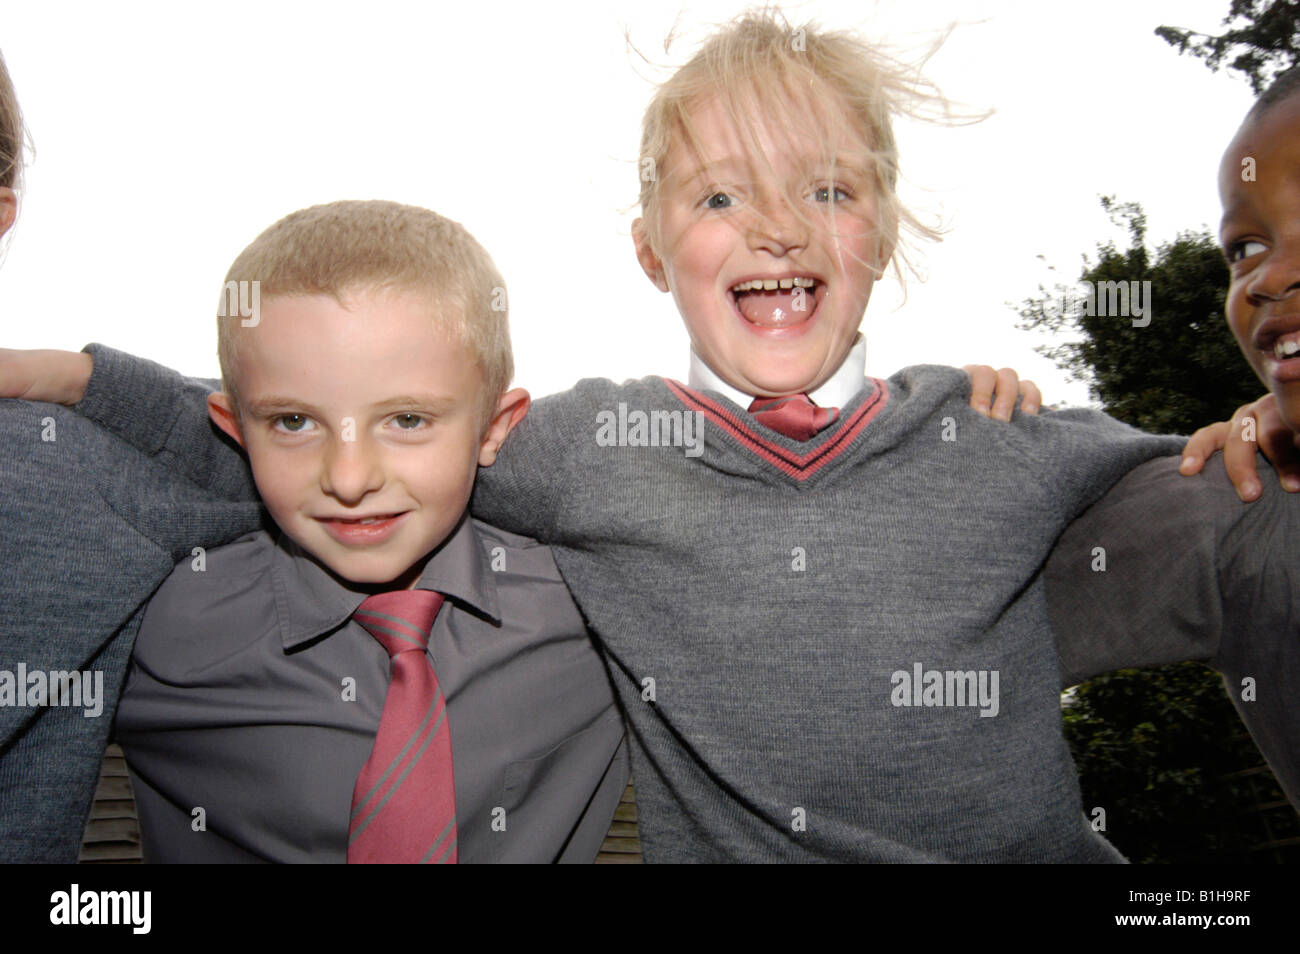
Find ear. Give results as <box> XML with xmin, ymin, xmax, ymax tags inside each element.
<box><xmin>478</xmin><ymin>387</ymin><xmax>530</xmax><ymax>466</ymax></box>
<box><xmin>632</xmin><ymin>217</ymin><xmax>670</xmax><ymax>293</ymax></box>
<box><xmin>207</xmin><ymin>392</ymin><xmax>247</xmax><ymax>449</ymax></box>
<box><xmin>0</xmin><ymin>187</ymin><xmax>17</xmax><ymax>238</ymax></box>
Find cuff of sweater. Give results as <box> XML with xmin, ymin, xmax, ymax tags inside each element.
<box><xmin>76</xmin><ymin>343</ymin><xmax>184</xmax><ymax>456</ymax></box>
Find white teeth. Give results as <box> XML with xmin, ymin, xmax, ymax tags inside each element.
<box><xmin>1274</xmin><ymin>338</ymin><xmax>1300</xmax><ymax>360</ymax></box>
<box><xmin>730</xmin><ymin>276</ymin><xmax>817</xmax><ymax>292</ymax></box>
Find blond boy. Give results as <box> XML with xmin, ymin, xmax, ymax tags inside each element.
<box><xmin>109</xmin><ymin>201</ymin><xmax>627</xmax><ymax>862</ymax></box>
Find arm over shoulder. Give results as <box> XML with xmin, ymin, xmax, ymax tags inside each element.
<box><xmin>76</xmin><ymin>344</ymin><xmax>255</xmax><ymax>501</ymax></box>
<box><xmin>471</xmin><ymin>378</ymin><xmax>613</xmax><ymax>542</ymax></box>
<box><xmin>1049</xmin><ymin>454</ymin><xmax>1300</xmax><ymax>804</ymax></box>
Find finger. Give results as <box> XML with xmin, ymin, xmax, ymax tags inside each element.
<box><xmin>1255</xmin><ymin>394</ymin><xmax>1300</xmax><ymax>492</ymax></box>
<box><xmin>1178</xmin><ymin>422</ymin><xmax>1231</xmax><ymax>475</ymax></box>
<box><xmin>1261</xmin><ymin>428</ymin><xmax>1300</xmax><ymax>492</ymax></box>
<box><xmin>1222</xmin><ymin>409</ymin><xmax>1262</xmax><ymax>501</ymax></box>
<box><xmin>991</xmin><ymin>367</ymin><xmax>1018</xmax><ymax>421</ymax></box>
<box><xmin>1019</xmin><ymin>379</ymin><xmax>1042</xmax><ymax>416</ymax></box>
<box><xmin>963</xmin><ymin>364</ymin><xmax>995</xmax><ymax>415</ymax></box>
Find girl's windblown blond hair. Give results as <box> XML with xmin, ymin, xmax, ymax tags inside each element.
<box><xmin>0</xmin><ymin>50</ymin><xmax>23</xmax><ymax>193</ymax></box>
<box><xmin>636</xmin><ymin>8</ymin><xmax>975</xmax><ymax>284</ymax></box>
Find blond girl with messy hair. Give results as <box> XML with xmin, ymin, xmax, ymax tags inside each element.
<box><xmin>633</xmin><ymin>10</ymin><xmax>953</xmax><ymax>288</ymax></box>
<box><xmin>630</xmin><ymin>9</ymin><xmax>963</xmax><ymax>404</ymax></box>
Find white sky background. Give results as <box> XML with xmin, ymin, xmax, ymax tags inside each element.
<box><xmin>0</xmin><ymin>0</ymin><xmax>1258</xmax><ymax>406</ymax></box>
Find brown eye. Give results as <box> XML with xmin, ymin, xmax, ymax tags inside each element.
<box><xmin>1226</xmin><ymin>239</ymin><xmax>1267</xmax><ymax>263</ymax></box>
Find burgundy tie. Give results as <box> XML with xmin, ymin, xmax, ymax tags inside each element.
<box><xmin>348</xmin><ymin>589</ymin><xmax>457</xmax><ymax>864</ymax></box>
<box><xmin>748</xmin><ymin>393</ymin><xmax>840</xmax><ymax>441</ymax></box>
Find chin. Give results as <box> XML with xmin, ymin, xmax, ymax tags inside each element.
<box><xmin>1279</xmin><ymin>400</ymin><xmax>1300</xmax><ymax>435</ymax></box>
<box><xmin>744</xmin><ymin>361</ymin><xmax>827</xmax><ymax>396</ymax></box>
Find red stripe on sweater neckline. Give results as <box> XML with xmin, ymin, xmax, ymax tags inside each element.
<box><xmin>662</xmin><ymin>378</ymin><xmax>889</xmax><ymax>481</ymax></box>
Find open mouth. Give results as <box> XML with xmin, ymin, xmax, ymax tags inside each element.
<box><xmin>1271</xmin><ymin>331</ymin><xmax>1300</xmax><ymax>362</ymax></box>
<box><xmin>729</xmin><ymin>276</ymin><xmax>822</xmax><ymax>328</ymax></box>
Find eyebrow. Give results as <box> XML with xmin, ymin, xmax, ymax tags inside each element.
<box><xmin>245</xmin><ymin>394</ymin><xmax>458</xmax><ymax>417</ymax></box>
<box><xmin>681</xmin><ymin>154</ymin><xmax>870</xmax><ymax>183</ymax></box>
<box><xmin>1218</xmin><ymin>200</ymin><xmax>1252</xmax><ymax>239</ymax></box>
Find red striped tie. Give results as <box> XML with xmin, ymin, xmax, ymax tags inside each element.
<box><xmin>348</xmin><ymin>589</ymin><xmax>457</xmax><ymax>864</ymax></box>
<box><xmin>748</xmin><ymin>393</ymin><xmax>839</xmax><ymax>441</ymax></box>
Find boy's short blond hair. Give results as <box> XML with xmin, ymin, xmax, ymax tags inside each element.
<box><xmin>217</xmin><ymin>200</ymin><xmax>512</xmax><ymax>426</ymax></box>
<box><xmin>0</xmin><ymin>50</ymin><xmax>25</xmax><ymax>191</ymax></box>
<box><xmin>637</xmin><ymin>9</ymin><xmax>958</xmax><ymax>282</ymax></box>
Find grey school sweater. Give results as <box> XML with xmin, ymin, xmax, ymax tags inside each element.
<box><xmin>0</xmin><ymin>361</ymin><xmax>264</xmax><ymax>861</ymax></box>
<box><xmin>74</xmin><ymin>350</ymin><xmax>1187</xmax><ymax>862</ymax></box>
<box><xmin>472</xmin><ymin>370</ymin><xmax>1188</xmax><ymax>862</ymax></box>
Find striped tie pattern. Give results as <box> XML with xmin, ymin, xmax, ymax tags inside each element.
<box><xmin>348</xmin><ymin>589</ymin><xmax>457</xmax><ymax>864</ymax></box>
<box><xmin>748</xmin><ymin>393</ymin><xmax>840</xmax><ymax>442</ymax></box>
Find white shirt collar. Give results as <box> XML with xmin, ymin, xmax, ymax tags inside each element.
<box><xmin>687</xmin><ymin>335</ymin><xmax>868</xmax><ymax>409</ymax></box>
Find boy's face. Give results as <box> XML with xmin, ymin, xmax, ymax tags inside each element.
<box><xmin>633</xmin><ymin>94</ymin><xmax>892</xmax><ymax>399</ymax></box>
<box><xmin>210</xmin><ymin>287</ymin><xmax>521</xmax><ymax>590</ymax></box>
<box><xmin>1219</xmin><ymin>93</ymin><xmax>1300</xmax><ymax>429</ymax></box>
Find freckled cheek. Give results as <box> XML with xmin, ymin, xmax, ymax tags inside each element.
<box><xmin>246</xmin><ymin>445</ymin><xmax>320</xmax><ymax>517</ymax></box>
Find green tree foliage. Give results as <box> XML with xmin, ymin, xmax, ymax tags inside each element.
<box><xmin>1157</xmin><ymin>0</ymin><xmax>1300</xmax><ymax>93</ymax></box>
<box><xmin>1062</xmin><ymin>664</ymin><xmax>1292</xmax><ymax>863</ymax></box>
<box><xmin>1016</xmin><ymin>196</ymin><xmax>1262</xmax><ymax>434</ymax></box>
<box><xmin>1020</xmin><ymin>198</ymin><xmax>1298</xmax><ymax>863</ymax></box>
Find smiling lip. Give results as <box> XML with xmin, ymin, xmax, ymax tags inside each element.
<box><xmin>1265</xmin><ymin>352</ymin><xmax>1300</xmax><ymax>385</ymax></box>
<box><xmin>317</xmin><ymin>512</ymin><xmax>408</xmax><ymax>545</ymax></box>
<box><xmin>1250</xmin><ymin>312</ymin><xmax>1300</xmax><ymax>384</ymax></box>
<box><xmin>1252</xmin><ymin>312</ymin><xmax>1300</xmax><ymax>351</ymax></box>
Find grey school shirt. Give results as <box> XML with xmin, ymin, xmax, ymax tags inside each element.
<box><xmin>115</xmin><ymin>514</ymin><xmax>628</xmax><ymax>863</ymax></box>
<box><xmin>77</xmin><ymin>346</ymin><xmax>1300</xmax><ymax>862</ymax></box>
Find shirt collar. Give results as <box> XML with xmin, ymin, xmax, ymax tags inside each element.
<box><xmin>687</xmin><ymin>334</ymin><xmax>867</xmax><ymax>410</ymax></box>
<box><xmin>269</xmin><ymin>513</ymin><xmax>502</xmax><ymax>651</ymax></box>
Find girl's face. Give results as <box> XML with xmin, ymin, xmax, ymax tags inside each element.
<box><xmin>1219</xmin><ymin>91</ymin><xmax>1300</xmax><ymax>429</ymax></box>
<box><xmin>634</xmin><ymin>94</ymin><xmax>892</xmax><ymax>399</ymax></box>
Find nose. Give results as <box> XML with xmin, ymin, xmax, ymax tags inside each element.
<box><xmin>745</xmin><ymin>190</ymin><xmax>808</xmax><ymax>256</ymax></box>
<box><xmin>1246</xmin><ymin>238</ymin><xmax>1300</xmax><ymax>307</ymax></box>
<box><xmin>319</xmin><ymin>431</ymin><xmax>385</xmax><ymax>505</ymax></box>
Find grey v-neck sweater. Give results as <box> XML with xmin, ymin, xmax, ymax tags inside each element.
<box><xmin>471</xmin><ymin>368</ymin><xmax>1185</xmax><ymax>862</ymax></box>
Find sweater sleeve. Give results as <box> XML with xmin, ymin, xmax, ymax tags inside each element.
<box><xmin>75</xmin><ymin>343</ymin><xmax>258</xmax><ymax>502</ymax></box>
<box><xmin>471</xmin><ymin>380</ymin><xmax>608</xmax><ymax>544</ymax></box>
<box><xmin>1012</xmin><ymin>405</ymin><xmax>1187</xmax><ymax>525</ymax></box>
<box><xmin>1047</xmin><ymin>454</ymin><xmax>1300</xmax><ymax>804</ymax></box>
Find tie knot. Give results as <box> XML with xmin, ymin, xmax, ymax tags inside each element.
<box><xmin>748</xmin><ymin>393</ymin><xmax>839</xmax><ymax>442</ymax></box>
<box><xmin>353</xmin><ymin>589</ymin><xmax>445</xmax><ymax>658</ymax></box>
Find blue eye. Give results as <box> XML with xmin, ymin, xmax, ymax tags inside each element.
<box><xmin>812</xmin><ymin>185</ymin><xmax>849</xmax><ymax>203</ymax></box>
<box><xmin>705</xmin><ymin>192</ymin><xmax>733</xmax><ymax>210</ymax></box>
